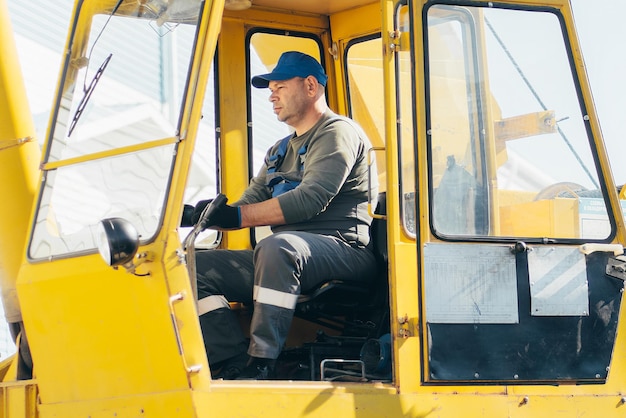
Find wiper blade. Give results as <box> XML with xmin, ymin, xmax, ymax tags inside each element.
<box><xmin>68</xmin><ymin>53</ymin><xmax>112</xmax><ymax>137</ymax></box>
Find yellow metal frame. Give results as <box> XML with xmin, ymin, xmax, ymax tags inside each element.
<box><xmin>0</xmin><ymin>0</ymin><xmax>41</xmax><ymax>327</ymax></box>
<box><xmin>409</xmin><ymin>0</ymin><xmax>626</xmax><ymax>405</ymax></box>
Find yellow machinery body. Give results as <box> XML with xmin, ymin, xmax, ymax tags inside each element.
<box><xmin>2</xmin><ymin>0</ymin><xmax>626</xmax><ymax>416</ymax></box>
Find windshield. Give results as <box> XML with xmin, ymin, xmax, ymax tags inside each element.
<box><xmin>29</xmin><ymin>0</ymin><xmax>203</xmax><ymax>260</ymax></box>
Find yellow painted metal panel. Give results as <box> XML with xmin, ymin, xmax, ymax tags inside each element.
<box><xmin>195</xmin><ymin>386</ymin><xmax>626</xmax><ymax>417</ymax></box>
<box><xmin>41</xmin><ymin>137</ymin><xmax>180</xmax><ymax>171</ymax></box>
<box><xmin>0</xmin><ymin>356</ymin><xmax>16</xmax><ymax>382</ymax></box>
<box><xmin>11</xmin><ymin>0</ymin><xmax>225</xmax><ymax>405</ymax></box>
<box><xmin>223</xmin><ymin>7</ymin><xmax>327</xmax><ymax>31</ymax></box>
<box><xmin>6</xmin><ymin>380</ymin><xmax>626</xmax><ymax>418</ymax></box>
<box><xmin>216</xmin><ymin>19</ymin><xmax>255</xmax><ymax>249</ymax></box>
<box><xmin>0</xmin><ymin>0</ymin><xmax>41</xmax><ymax>324</ymax></box>
<box><xmin>18</xmin><ymin>253</ymin><xmax>189</xmax><ymax>402</ymax></box>
<box><xmin>36</xmin><ymin>390</ymin><xmax>195</xmax><ymax>418</ymax></box>
<box><xmin>330</xmin><ymin>2</ymin><xmax>382</xmax><ymax>41</ymax></box>
<box><xmin>0</xmin><ymin>381</ymin><xmax>37</xmax><ymax>418</ymax></box>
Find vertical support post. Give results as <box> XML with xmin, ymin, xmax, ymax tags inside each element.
<box><xmin>0</xmin><ymin>0</ymin><xmax>41</xmax><ymax>328</ymax></box>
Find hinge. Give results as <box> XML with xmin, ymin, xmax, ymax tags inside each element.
<box><xmin>0</xmin><ymin>136</ymin><xmax>35</xmax><ymax>151</ymax></box>
<box><xmin>398</xmin><ymin>314</ymin><xmax>417</xmax><ymax>338</ymax></box>
<box><xmin>389</xmin><ymin>30</ymin><xmax>409</xmax><ymax>52</ymax></box>
<box><xmin>328</xmin><ymin>42</ymin><xmax>338</xmax><ymax>61</ymax></box>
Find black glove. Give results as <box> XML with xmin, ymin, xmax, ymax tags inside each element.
<box><xmin>191</xmin><ymin>199</ymin><xmax>213</xmax><ymax>225</ymax></box>
<box><xmin>180</xmin><ymin>199</ymin><xmax>212</xmax><ymax>227</ymax></box>
<box><xmin>205</xmin><ymin>203</ymin><xmax>241</xmax><ymax>229</ymax></box>
<box><xmin>180</xmin><ymin>204</ymin><xmax>196</xmax><ymax>227</ymax></box>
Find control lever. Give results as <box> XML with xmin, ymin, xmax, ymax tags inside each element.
<box><xmin>183</xmin><ymin>193</ymin><xmax>227</xmax><ymax>250</ymax></box>
<box><xmin>183</xmin><ymin>193</ymin><xmax>228</xmax><ymax>303</ymax></box>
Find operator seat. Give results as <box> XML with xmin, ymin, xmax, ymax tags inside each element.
<box><xmin>294</xmin><ymin>192</ymin><xmax>388</xmax><ymax>336</ymax></box>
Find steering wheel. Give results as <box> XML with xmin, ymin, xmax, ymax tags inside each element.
<box><xmin>533</xmin><ymin>182</ymin><xmax>588</xmax><ymax>201</ymax></box>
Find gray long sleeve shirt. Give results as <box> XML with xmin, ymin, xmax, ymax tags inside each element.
<box><xmin>234</xmin><ymin>110</ymin><xmax>378</xmax><ymax>246</ymax></box>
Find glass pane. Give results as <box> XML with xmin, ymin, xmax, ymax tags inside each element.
<box><xmin>30</xmin><ymin>145</ymin><xmax>174</xmax><ymax>259</ymax></box>
<box><xmin>248</xmin><ymin>32</ymin><xmax>322</xmax><ymax>240</ymax></box>
<box><xmin>182</xmin><ymin>65</ymin><xmax>218</xmax><ymax>246</ymax></box>
<box><xmin>346</xmin><ymin>37</ymin><xmax>385</xmax><ymax>147</ymax></box>
<box><xmin>396</xmin><ymin>5</ymin><xmax>416</xmax><ymax>236</ymax></box>
<box><xmin>426</xmin><ymin>5</ymin><xmax>608</xmax><ymax>240</ymax></box>
<box><xmin>47</xmin><ymin>4</ymin><xmax>199</xmax><ymax>162</ymax></box>
<box><xmin>249</xmin><ymin>33</ymin><xmax>322</xmax><ymax>175</ymax></box>
<box><xmin>29</xmin><ymin>1</ymin><xmax>206</xmax><ymax>259</ymax></box>
<box><xmin>345</xmin><ymin>36</ymin><xmax>389</xmax><ymax>219</ymax></box>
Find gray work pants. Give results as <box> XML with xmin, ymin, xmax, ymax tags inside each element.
<box><xmin>195</xmin><ymin>231</ymin><xmax>378</xmax><ymax>364</ymax></box>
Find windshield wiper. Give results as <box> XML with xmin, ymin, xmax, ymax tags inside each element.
<box><xmin>67</xmin><ymin>53</ymin><xmax>112</xmax><ymax>137</ymax></box>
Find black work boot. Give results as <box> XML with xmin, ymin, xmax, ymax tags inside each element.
<box><xmin>236</xmin><ymin>357</ymin><xmax>276</xmax><ymax>380</ymax></box>
<box><xmin>212</xmin><ymin>352</ymin><xmax>249</xmax><ymax>380</ymax></box>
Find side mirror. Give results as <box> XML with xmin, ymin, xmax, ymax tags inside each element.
<box><xmin>97</xmin><ymin>217</ymin><xmax>140</xmax><ymax>271</ymax></box>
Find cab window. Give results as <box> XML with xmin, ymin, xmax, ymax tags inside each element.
<box><xmin>248</xmin><ymin>31</ymin><xmax>324</xmax><ymax>175</ymax></box>
<box><xmin>29</xmin><ymin>4</ymin><xmax>217</xmax><ymax>259</ymax></box>
<box><xmin>425</xmin><ymin>4</ymin><xmax>609</xmax><ymax>241</ymax></box>
<box><xmin>247</xmin><ymin>30</ymin><xmax>324</xmax><ymax>241</ymax></box>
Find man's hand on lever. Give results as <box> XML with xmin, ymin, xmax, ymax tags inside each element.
<box><xmin>204</xmin><ymin>201</ymin><xmax>241</xmax><ymax>230</ymax></box>
<box><xmin>181</xmin><ymin>195</ymin><xmax>241</xmax><ymax>231</ymax></box>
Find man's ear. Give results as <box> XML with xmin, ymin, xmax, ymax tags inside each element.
<box><xmin>305</xmin><ymin>76</ymin><xmax>318</xmax><ymax>95</ymax></box>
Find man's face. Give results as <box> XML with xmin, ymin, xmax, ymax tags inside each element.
<box><xmin>267</xmin><ymin>77</ymin><xmax>309</xmax><ymax>126</ymax></box>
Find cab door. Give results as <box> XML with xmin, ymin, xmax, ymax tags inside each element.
<box><xmin>16</xmin><ymin>0</ymin><xmax>224</xmax><ymax>407</ymax></box>
<box><xmin>405</xmin><ymin>1</ymin><xmax>624</xmax><ymax>384</ymax></box>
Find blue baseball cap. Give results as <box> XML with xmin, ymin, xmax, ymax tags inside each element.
<box><xmin>251</xmin><ymin>51</ymin><xmax>328</xmax><ymax>88</ymax></box>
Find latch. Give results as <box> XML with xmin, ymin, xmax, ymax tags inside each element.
<box><xmin>606</xmin><ymin>255</ymin><xmax>626</xmax><ymax>281</ymax></box>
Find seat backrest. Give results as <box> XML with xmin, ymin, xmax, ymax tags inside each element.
<box><xmin>367</xmin><ymin>192</ymin><xmax>389</xmax><ymax>311</ymax></box>
<box><xmin>295</xmin><ymin>192</ymin><xmax>389</xmax><ymax>335</ymax></box>
<box><xmin>297</xmin><ymin>191</ymin><xmax>388</xmax><ymax>304</ymax></box>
